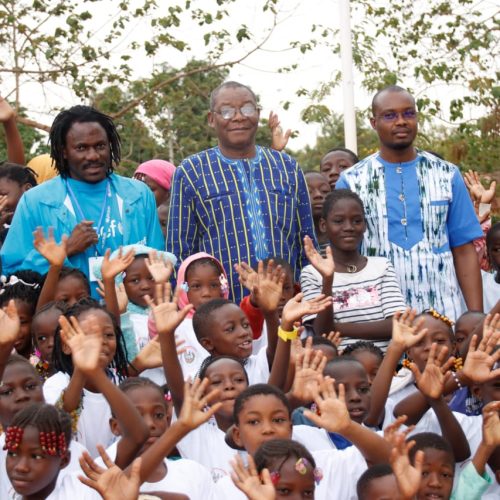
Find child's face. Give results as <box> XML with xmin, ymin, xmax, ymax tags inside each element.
<box><xmin>319</xmin><ymin>199</ymin><xmax>366</xmax><ymax>252</ymax></box>
<box><xmin>0</xmin><ymin>363</ymin><xmax>44</xmax><ymax>428</ymax></box>
<box><xmin>305</xmin><ymin>173</ymin><xmax>331</xmax><ymax>218</ymax></box>
<box><xmin>416</xmin><ymin>448</ymin><xmax>454</xmax><ymax>500</ymax></box>
<box><xmin>204</xmin><ymin>358</ymin><xmax>248</xmax><ymax>420</ymax></box>
<box><xmin>0</xmin><ymin>178</ymin><xmax>28</xmax><ymax>224</ymax></box>
<box><xmin>6</xmin><ymin>425</ymin><xmax>68</xmax><ymax>498</ymax></box>
<box><xmin>454</xmin><ymin>314</ymin><xmax>482</xmax><ymax>356</ymax></box>
<box><xmin>324</xmin><ymin>361</ymin><xmax>371</xmax><ymax>423</ymax></box>
<box><xmin>115</xmin><ymin>386</ymin><xmax>169</xmax><ymax>453</ymax></box>
<box><xmin>362</xmin><ymin>473</ymin><xmax>400</xmax><ymax>500</ymax></box>
<box><xmin>407</xmin><ymin>317</ymin><xmax>453</xmax><ymax>372</ymax></box>
<box><xmin>351</xmin><ymin>350</ymin><xmax>382</xmax><ymax>384</ymax></box>
<box><xmin>200</xmin><ymin>304</ymin><xmax>253</xmax><ymax>359</ymax></box>
<box><xmin>268</xmin><ymin>456</ymin><xmax>315</xmax><ymax>499</ymax></box>
<box><xmin>320</xmin><ymin>151</ymin><xmax>355</xmax><ymax>189</ymax></box>
<box><xmin>68</xmin><ymin>309</ymin><xmax>117</xmax><ymax>368</ymax></box>
<box><xmin>157</xmin><ymin>204</ymin><xmax>169</xmax><ymax>238</ymax></box>
<box><xmin>186</xmin><ymin>263</ymin><xmax>224</xmax><ymax>310</ymax></box>
<box><xmin>123</xmin><ymin>256</ymin><xmax>155</xmax><ymax>308</ymax></box>
<box><xmin>278</xmin><ymin>270</ymin><xmax>295</xmax><ymax>317</ymax></box>
<box><xmin>54</xmin><ymin>275</ymin><xmax>89</xmax><ymax>306</ymax></box>
<box><xmin>9</xmin><ymin>300</ymin><xmax>33</xmax><ymax>357</ymax></box>
<box><xmin>32</xmin><ymin>309</ymin><xmax>60</xmax><ymax>364</ymax></box>
<box><xmin>233</xmin><ymin>394</ymin><xmax>292</xmax><ymax>455</ymax></box>
<box><xmin>488</xmin><ymin>231</ymin><xmax>500</xmax><ymax>271</ymax></box>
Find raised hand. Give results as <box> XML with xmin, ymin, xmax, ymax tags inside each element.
<box><xmin>0</xmin><ymin>96</ymin><xmax>15</xmax><ymax>123</ymax></box>
<box><xmin>33</xmin><ymin>227</ymin><xmax>68</xmax><ymax>267</ymax></box>
<box><xmin>383</xmin><ymin>415</ymin><xmax>414</xmax><ymax>447</ymax></box>
<box><xmin>462</xmin><ymin>313</ymin><xmax>500</xmax><ymax>383</ymax></box>
<box><xmin>281</xmin><ymin>292</ymin><xmax>332</xmax><ymax>329</ymax></box>
<box><xmin>0</xmin><ymin>300</ymin><xmax>20</xmax><ymax>347</ymax></box>
<box><xmin>389</xmin><ymin>433</ymin><xmax>424</xmax><ymax>499</ymax></box>
<box><xmin>58</xmin><ymin>314</ymin><xmax>102</xmax><ymax>375</ymax></box>
<box><xmin>101</xmin><ymin>247</ymin><xmax>135</xmax><ymax>281</ymax></box>
<box><xmin>291</xmin><ymin>346</ymin><xmax>326</xmax><ymax>403</ymax></box>
<box><xmin>97</xmin><ymin>281</ymin><xmax>129</xmax><ymax>314</ymax></box>
<box><xmin>303</xmin><ymin>378</ymin><xmax>351</xmax><ymax>434</ymax></box>
<box><xmin>408</xmin><ymin>343</ymin><xmax>455</xmax><ymax>400</ymax></box>
<box><xmin>464</xmin><ymin>170</ymin><xmax>497</xmax><ymax>204</ymax></box>
<box><xmin>145</xmin><ymin>283</ymin><xmax>193</xmax><ymax>336</ymax></box>
<box><xmin>234</xmin><ymin>261</ymin><xmax>260</xmax><ymax>297</ymax></box>
<box><xmin>251</xmin><ymin>260</ymin><xmax>286</xmax><ymax>314</ymax></box>
<box><xmin>177</xmin><ymin>378</ymin><xmax>222</xmax><ymax>431</ymax></box>
<box><xmin>146</xmin><ymin>250</ymin><xmax>173</xmax><ymax>284</ymax></box>
<box><xmin>481</xmin><ymin>401</ymin><xmax>500</xmax><ymax>449</ymax></box>
<box><xmin>322</xmin><ymin>330</ymin><xmax>341</xmax><ymax>348</ymax></box>
<box><xmin>79</xmin><ymin>445</ymin><xmax>141</xmax><ymax>500</ymax></box>
<box><xmin>231</xmin><ymin>454</ymin><xmax>276</xmax><ymax>500</ymax></box>
<box><xmin>392</xmin><ymin>309</ymin><xmax>428</xmax><ymax>351</ymax></box>
<box><xmin>304</xmin><ymin>235</ymin><xmax>334</xmax><ymax>279</ymax></box>
<box><xmin>269</xmin><ymin>111</ymin><xmax>292</xmax><ymax>152</ymax></box>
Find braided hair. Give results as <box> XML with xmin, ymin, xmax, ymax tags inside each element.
<box><xmin>52</xmin><ymin>298</ymin><xmax>129</xmax><ymax>380</ymax></box>
<box><xmin>0</xmin><ymin>162</ymin><xmax>38</xmax><ymax>186</ymax></box>
<box><xmin>49</xmin><ymin>105</ymin><xmax>121</xmax><ymax>178</ymax></box>
<box><xmin>254</xmin><ymin>438</ymin><xmax>316</xmax><ymax>473</ymax></box>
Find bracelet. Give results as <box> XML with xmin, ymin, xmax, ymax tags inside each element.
<box><xmin>451</xmin><ymin>371</ymin><xmax>462</xmax><ymax>389</ymax></box>
<box><xmin>278</xmin><ymin>326</ymin><xmax>299</xmax><ymax>342</ymax></box>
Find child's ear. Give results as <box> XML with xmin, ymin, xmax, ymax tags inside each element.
<box><xmin>319</xmin><ymin>217</ymin><xmax>327</xmax><ymax>234</ymax></box>
<box><xmin>61</xmin><ymin>342</ymin><xmax>72</xmax><ymax>356</ymax></box>
<box><xmin>60</xmin><ymin>450</ymin><xmax>71</xmax><ymax>470</ymax></box>
<box><xmin>231</xmin><ymin>424</ymin><xmax>243</xmax><ymax>448</ymax></box>
<box><xmin>199</xmin><ymin>337</ymin><xmax>214</xmax><ymax>353</ymax></box>
<box><xmin>109</xmin><ymin>417</ymin><xmax>122</xmax><ymax>437</ymax></box>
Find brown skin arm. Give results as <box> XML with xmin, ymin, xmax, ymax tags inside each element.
<box><xmin>451</xmin><ymin>242</ymin><xmax>483</xmax><ymax>311</ymax></box>
<box><xmin>0</xmin><ymin>97</ymin><xmax>25</xmax><ymax>165</ymax></box>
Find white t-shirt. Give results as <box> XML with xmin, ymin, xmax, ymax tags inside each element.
<box><xmin>0</xmin><ymin>433</ymin><xmax>96</xmax><ymax>500</ymax></box>
<box><xmin>43</xmin><ymin>372</ymin><xmax>115</xmax><ymax>458</ymax></box>
<box><xmin>244</xmin><ymin>346</ymin><xmax>270</xmax><ymax>385</ymax></box>
<box><xmin>174</xmin><ymin>318</ymin><xmax>210</xmax><ymax>380</ymax></box>
<box><xmin>300</xmin><ymin>257</ymin><xmax>406</xmax><ymax>351</ymax></box>
<box><xmin>482</xmin><ymin>270</ymin><xmax>499</xmax><ymax>312</ymax></box>
<box><xmin>98</xmin><ymin>440</ymin><xmax>216</xmax><ymax>499</ymax></box>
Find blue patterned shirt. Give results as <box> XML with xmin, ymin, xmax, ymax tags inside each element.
<box><xmin>167</xmin><ymin>146</ymin><xmax>316</xmax><ymax>303</ymax></box>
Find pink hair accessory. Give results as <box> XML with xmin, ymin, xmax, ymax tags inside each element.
<box><xmin>270</xmin><ymin>471</ymin><xmax>281</xmax><ymax>485</ymax></box>
<box><xmin>219</xmin><ymin>274</ymin><xmax>229</xmax><ymax>294</ymax></box>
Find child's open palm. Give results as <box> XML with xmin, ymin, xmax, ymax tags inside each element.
<box><xmin>59</xmin><ymin>314</ymin><xmax>102</xmax><ymax>374</ymax></box>
<box><xmin>481</xmin><ymin>401</ymin><xmax>500</xmax><ymax>448</ymax></box>
<box><xmin>303</xmin><ymin>378</ymin><xmax>351</xmax><ymax>433</ymax></box>
<box><xmin>177</xmin><ymin>378</ymin><xmax>222</xmax><ymax>431</ymax></box>
<box><xmin>392</xmin><ymin>309</ymin><xmax>428</xmax><ymax>350</ymax></box>
<box><xmin>101</xmin><ymin>247</ymin><xmax>135</xmax><ymax>281</ymax></box>
<box><xmin>409</xmin><ymin>343</ymin><xmax>455</xmax><ymax>400</ymax></box>
<box><xmin>33</xmin><ymin>227</ymin><xmax>67</xmax><ymax>267</ymax></box>
<box><xmin>0</xmin><ymin>300</ymin><xmax>20</xmax><ymax>347</ymax></box>
<box><xmin>291</xmin><ymin>347</ymin><xmax>326</xmax><ymax>404</ymax></box>
<box><xmin>146</xmin><ymin>250</ymin><xmax>173</xmax><ymax>284</ymax></box>
<box><xmin>145</xmin><ymin>283</ymin><xmax>193</xmax><ymax>335</ymax></box>
<box><xmin>234</xmin><ymin>261</ymin><xmax>259</xmax><ymax>294</ymax></box>
<box><xmin>281</xmin><ymin>292</ymin><xmax>332</xmax><ymax>327</ymax></box>
<box><xmin>462</xmin><ymin>314</ymin><xmax>500</xmax><ymax>383</ymax></box>
<box><xmin>304</xmin><ymin>235</ymin><xmax>335</xmax><ymax>278</ymax></box>
<box><xmin>231</xmin><ymin>454</ymin><xmax>276</xmax><ymax>500</ymax></box>
<box><xmin>251</xmin><ymin>260</ymin><xmax>286</xmax><ymax>314</ymax></box>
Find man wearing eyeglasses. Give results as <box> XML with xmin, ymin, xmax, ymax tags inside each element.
<box><xmin>167</xmin><ymin>81</ymin><xmax>316</xmax><ymax>302</ymax></box>
<box><xmin>336</xmin><ymin>85</ymin><xmax>483</xmax><ymax>319</ymax></box>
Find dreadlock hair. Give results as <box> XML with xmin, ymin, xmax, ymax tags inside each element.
<box><xmin>0</xmin><ymin>162</ymin><xmax>38</xmax><ymax>187</ymax></box>
<box><xmin>185</xmin><ymin>257</ymin><xmax>224</xmax><ymax>282</ymax></box>
<box><xmin>321</xmin><ymin>147</ymin><xmax>359</xmax><ymax>165</ymax></box>
<box><xmin>233</xmin><ymin>384</ymin><xmax>291</xmax><ymax>424</ymax></box>
<box><xmin>56</xmin><ymin>266</ymin><xmax>91</xmax><ymax>296</ymax></box>
<box><xmin>487</xmin><ymin>222</ymin><xmax>500</xmax><ymax>271</ymax></box>
<box><xmin>52</xmin><ymin>298</ymin><xmax>129</xmax><ymax>380</ymax></box>
<box><xmin>407</xmin><ymin>432</ymin><xmax>454</xmax><ymax>466</ymax></box>
<box><xmin>198</xmin><ymin>355</ymin><xmax>249</xmax><ymax>385</ymax></box>
<box><xmin>342</xmin><ymin>341</ymin><xmax>384</xmax><ymax>362</ymax></box>
<box><xmin>0</xmin><ymin>270</ymin><xmax>43</xmax><ymax>313</ymax></box>
<box><xmin>49</xmin><ymin>105</ymin><xmax>121</xmax><ymax>178</ymax></box>
<box><xmin>254</xmin><ymin>438</ymin><xmax>316</xmax><ymax>473</ymax></box>
<box><xmin>322</xmin><ymin>189</ymin><xmax>365</xmax><ymax>220</ymax></box>
<box><xmin>357</xmin><ymin>464</ymin><xmax>394</xmax><ymax>500</ymax></box>
<box><xmin>5</xmin><ymin>403</ymin><xmax>71</xmax><ymax>460</ymax></box>
<box><xmin>192</xmin><ymin>298</ymin><xmax>233</xmax><ymax>341</ymax></box>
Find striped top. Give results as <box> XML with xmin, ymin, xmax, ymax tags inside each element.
<box><xmin>167</xmin><ymin>146</ymin><xmax>316</xmax><ymax>303</ymax></box>
<box><xmin>300</xmin><ymin>257</ymin><xmax>406</xmax><ymax>351</ymax></box>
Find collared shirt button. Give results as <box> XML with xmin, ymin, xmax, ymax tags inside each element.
<box><xmin>396</xmin><ymin>166</ymin><xmax>403</xmax><ymax>174</ymax></box>
<box><xmin>399</xmin><ymin>194</ymin><xmax>405</xmax><ymax>201</ymax></box>
<box><xmin>401</xmin><ymin>218</ymin><xmax>407</xmax><ymax>226</ymax></box>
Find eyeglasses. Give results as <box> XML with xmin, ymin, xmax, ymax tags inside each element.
<box><xmin>213</xmin><ymin>104</ymin><xmax>260</xmax><ymax>120</ymax></box>
<box><xmin>376</xmin><ymin>110</ymin><xmax>417</xmax><ymax>122</ymax></box>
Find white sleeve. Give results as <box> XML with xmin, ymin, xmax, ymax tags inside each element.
<box><xmin>43</xmin><ymin>372</ymin><xmax>70</xmax><ymax>404</ymax></box>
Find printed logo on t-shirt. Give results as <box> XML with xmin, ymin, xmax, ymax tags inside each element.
<box><xmin>182</xmin><ymin>347</ymin><xmax>196</xmax><ymax>364</ymax></box>
<box><xmin>333</xmin><ymin>286</ymin><xmax>380</xmax><ymax>310</ymax></box>
<box><xmin>211</xmin><ymin>467</ymin><xmax>228</xmax><ymax>483</ymax></box>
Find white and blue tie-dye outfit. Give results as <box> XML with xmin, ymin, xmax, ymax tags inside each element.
<box><xmin>336</xmin><ymin>151</ymin><xmax>482</xmax><ymax>320</ymax></box>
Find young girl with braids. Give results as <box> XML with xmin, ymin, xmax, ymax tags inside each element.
<box><xmin>42</xmin><ymin>298</ymin><xmax>149</xmax><ymax>458</ymax></box>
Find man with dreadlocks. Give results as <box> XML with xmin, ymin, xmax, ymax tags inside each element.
<box><xmin>0</xmin><ymin>106</ymin><xmax>164</xmax><ymax>294</ymax></box>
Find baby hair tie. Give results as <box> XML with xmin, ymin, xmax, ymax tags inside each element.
<box><xmin>219</xmin><ymin>275</ymin><xmax>229</xmax><ymax>294</ymax></box>
<box><xmin>180</xmin><ymin>282</ymin><xmax>189</xmax><ymax>292</ymax></box>
<box><xmin>270</xmin><ymin>471</ymin><xmax>281</xmax><ymax>485</ymax></box>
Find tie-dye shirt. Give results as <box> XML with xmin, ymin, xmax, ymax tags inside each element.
<box><xmin>336</xmin><ymin>151</ymin><xmax>482</xmax><ymax>320</ymax></box>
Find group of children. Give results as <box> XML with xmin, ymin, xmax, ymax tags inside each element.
<box><xmin>0</xmin><ymin>150</ymin><xmax>498</xmax><ymax>499</ymax></box>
